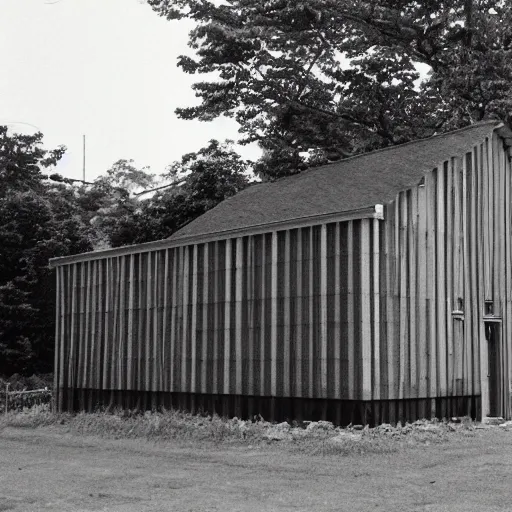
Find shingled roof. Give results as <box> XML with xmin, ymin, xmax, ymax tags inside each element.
<box><xmin>170</xmin><ymin>121</ymin><xmax>501</xmax><ymax>241</ymax></box>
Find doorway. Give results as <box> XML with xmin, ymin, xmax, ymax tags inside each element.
<box><xmin>485</xmin><ymin>322</ymin><xmax>501</xmax><ymax>417</ymax></box>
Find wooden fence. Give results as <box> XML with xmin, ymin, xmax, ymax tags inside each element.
<box><xmin>2</xmin><ymin>385</ymin><xmax>52</xmax><ymax>413</ymax></box>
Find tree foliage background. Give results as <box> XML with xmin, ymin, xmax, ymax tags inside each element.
<box><xmin>0</xmin><ymin>128</ymin><xmax>249</xmax><ymax>377</ymax></box>
<box><xmin>3</xmin><ymin>0</ymin><xmax>512</xmax><ymax>377</ymax></box>
<box><xmin>149</xmin><ymin>0</ymin><xmax>512</xmax><ymax>179</ymax></box>
<box><xmin>0</xmin><ymin>127</ymin><xmax>92</xmax><ymax>376</ymax></box>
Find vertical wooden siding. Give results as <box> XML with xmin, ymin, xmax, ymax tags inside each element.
<box><xmin>54</xmin><ymin>133</ymin><xmax>512</xmax><ymax>419</ymax></box>
<box><xmin>55</xmin><ymin>220</ymin><xmax>384</xmax><ymax>408</ymax></box>
<box><xmin>380</xmin><ymin>135</ymin><xmax>511</xmax><ymax>418</ymax></box>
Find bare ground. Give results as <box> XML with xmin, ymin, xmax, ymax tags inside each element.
<box><xmin>1</xmin><ymin>425</ymin><xmax>512</xmax><ymax>512</ymax></box>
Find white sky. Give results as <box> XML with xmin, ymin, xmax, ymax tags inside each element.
<box><xmin>0</xmin><ymin>0</ymin><xmax>261</xmax><ymax>181</ymax></box>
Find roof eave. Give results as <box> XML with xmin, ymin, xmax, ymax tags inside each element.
<box><xmin>495</xmin><ymin>123</ymin><xmax>512</xmax><ymax>157</ymax></box>
<box><xmin>49</xmin><ymin>205</ymin><xmax>384</xmax><ymax>267</ymax></box>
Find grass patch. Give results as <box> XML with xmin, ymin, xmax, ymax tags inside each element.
<box><xmin>0</xmin><ymin>406</ymin><xmax>478</xmax><ymax>455</ymax></box>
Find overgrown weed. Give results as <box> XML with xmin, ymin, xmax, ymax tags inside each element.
<box><xmin>0</xmin><ymin>407</ymin><xmax>479</xmax><ymax>456</ymax></box>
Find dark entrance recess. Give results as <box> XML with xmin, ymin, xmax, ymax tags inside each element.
<box><xmin>485</xmin><ymin>322</ymin><xmax>500</xmax><ymax>417</ymax></box>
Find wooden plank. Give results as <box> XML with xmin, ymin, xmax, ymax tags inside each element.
<box><xmin>385</xmin><ymin>206</ymin><xmax>395</xmax><ymax>401</ymax></box>
<box><xmin>117</xmin><ymin>257</ymin><xmax>126</xmax><ymax>391</ymax></box>
<box><xmin>102</xmin><ymin>260</ymin><xmax>111</xmax><ymax>390</ymax></box>
<box><xmin>83</xmin><ymin>261</ymin><xmax>92</xmax><ymax>389</ymax></box>
<box><xmin>171</xmin><ymin>249</ymin><xmax>179</xmax><ymax>392</ymax></box>
<box><xmin>191</xmin><ymin>244</ymin><xmax>198</xmax><ymax>393</ymax></box>
<box><xmin>181</xmin><ymin>246</ymin><xmax>190</xmax><ymax>392</ymax></box>
<box><xmin>493</xmin><ymin>135</ymin><xmax>500</xmax><ymax>310</ymax></box>
<box><xmin>224</xmin><ymin>239</ymin><xmax>232</xmax><ymax>395</ymax></box>
<box><xmin>320</xmin><ymin>224</ymin><xmax>328</xmax><ymax>397</ymax></box>
<box><xmin>154</xmin><ymin>252</ymin><xmax>163</xmax><ymax>392</ymax></box>
<box><xmin>235</xmin><ymin>237</ymin><xmax>243</xmax><ymax>395</ymax></box>
<box><xmin>295</xmin><ymin>228</ymin><xmax>303</xmax><ymax>398</ymax></box>
<box><xmin>360</xmin><ymin>219</ymin><xmax>372</xmax><ymax>400</ymax></box>
<box><xmin>505</xmin><ymin>151</ymin><xmax>512</xmax><ymax>418</ymax></box>
<box><xmin>505</xmin><ymin>301</ymin><xmax>511</xmax><ymax>419</ymax></box>
<box><xmin>53</xmin><ymin>266</ymin><xmax>61</xmax><ymax>403</ymax></box>
<box><xmin>452</xmin><ymin>159</ymin><xmax>461</xmax><ymax>305</ymax></box>
<box><xmin>484</xmin><ymin>138</ymin><xmax>492</xmax><ymax>300</ymax></box>
<box><xmin>127</xmin><ymin>254</ymin><xmax>134</xmax><ymax>392</ymax></box>
<box><xmin>462</xmin><ymin>153</ymin><xmax>472</xmax><ymax>397</ymax></box>
<box><xmin>101</xmin><ymin>259</ymin><xmax>112</xmax><ymax>389</ymax></box>
<box><xmin>476</xmin><ymin>144</ymin><xmax>485</xmax><ymax>400</ymax></box>
<box><xmin>393</xmin><ymin>199</ymin><xmax>401</xmax><ymax>401</ymax></box>
<box><xmin>508</xmin><ymin>145</ymin><xmax>512</xmax><ymax>305</ymax></box>
<box><xmin>120</xmin><ymin>255</ymin><xmax>128</xmax><ymax>391</ymax></box>
<box><xmin>271</xmin><ymin>232</ymin><xmax>278</xmax><ymax>396</ymax></box>
<box><xmin>417</xmin><ymin>182</ymin><xmax>428</xmax><ymax>399</ymax></box>
<box><xmin>99</xmin><ymin>260</ymin><xmax>106</xmax><ymax>391</ymax></box>
<box><xmin>58</xmin><ymin>265</ymin><xmax>67</xmax><ymax>404</ymax></box>
<box><xmin>453</xmin><ymin>159</ymin><xmax>464</xmax><ymax>394</ymax></box>
<box><xmin>210</xmin><ymin>243</ymin><xmax>218</xmax><ymax>396</ymax></box>
<box><xmin>372</xmin><ymin>218</ymin><xmax>381</xmax><ymax>401</ymax></box>
<box><xmin>445</xmin><ymin>160</ymin><xmax>454</xmax><ymax>395</ymax></box>
<box><xmin>77</xmin><ymin>262</ymin><xmax>85</xmax><ymax>390</ymax></box>
<box><xmin>398</xmin><ymin>193</ymin><xmax>407</xmax><ymax>400</ymax></box>
<box><xmin>494</xmin><ymin>135</ymin><xmax>506</xmax><ymax>414</ymax></box>
<box><xmin>436</xmin><ymin>163</ymin><xmax>447</xmax><ymax>397</ymax></box>
<box><xmin>112</xmin><ymin>257</ymin><xmax>121</xmax><ymax>391</ymax></box>
<box><xmin>156</xmin><ymin>252</ymin><xmax>165</xmax><ymax>393</ymax></box>
<box><xmin>409</xmin><ymin>187</ymin><xmax>418</xmax><ymax>398</ymax></box>
<box><xmin>65</xmin><ymin>266</ymin><xmax>74</xmax><ymax>395</ymax></box>
<box><xmin>333</xmin><ymin>223</ymin><xmax>341</xmax><ymax>399</ymax></box>
<box><xmin>497</xmin><ymin>137</ymin><xmax>507</xmax><ymax>414</ymax></box>
<box><xmin>126</xmin><ymin>255</ymin><xmax>134</xmax><ymax>390</ymax></box>
<box><xmin>162</xmin><ymin>249</ymin><xmax>169</xmax><ymax>392</ymax></box>
<box><xmin>68</xmin><ymin>264</ymin><xmax>79</xmax><ymax>389</ymax></box>
<box><xmin>89</xmin><ymin>260</ymin><xmax>98</xmax><ymax>390</ymax></box>
<box><xmin>201</xmin><ymin>243</ymin><xmax>209</xmax><ymax>395</ymax></box>
<box><xmin>283</xmin><ymin>230</ymin><xmax>291</xmax><ymax>397</ymax></box>
<box><xmin>175</xmin><ymin>247</ymin><xmax>185</xmax><ymax>392</ymax></box>
<box><xmin>347</xmin><ymin>221</ymin><xmax>355</xmax><ymax>399</ymax></box>
<box><xmin>135</xmin><ymin>254</ymin><xmax>142</xmax><ymax>391</ymax></box>
<box><xmin>259</xmin><ymin>236</ymin><xmax>266</xmax><ymax>397</ymax></box>
<box><xmin>426</xmin><ymin>171</ymin><xmax>437</xmax><ymax>401</ymax></box>
<box><xmin>506</xmin><ymin>150</ymin><xmax>512</xmax><ymax>417</ymax></box>
<box><xmin>246</xmin><ymin>237</ymin><xmax>255</xmax><ymax>396</ymax></box>
<box><xmin>468</xmin><ymin>156</ymin><xmax>479</xmax><ymax>399</ymax></box>
<box><xmin>92</xmin><ymin>261</ymin><xmax>101</xmax><ymax>393</ymax></box>
<box><xmin>145</xmin><ymin>253</ymin><xmax>153</xmax><ymax>391</ymax></box>
<box><xmin>308</xmin><ymin>227</ymin><xmax>314</xmax><ymax>398</ymax></box>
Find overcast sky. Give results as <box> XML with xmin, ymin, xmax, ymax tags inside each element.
<box><xmin>0</xmin><ymin>0</ymin><xmax>261</xmax><ymax>181</ymax></box>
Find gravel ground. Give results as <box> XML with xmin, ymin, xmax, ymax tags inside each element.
<box><xmin>1</xmin><ymin>423</ymin><xmax>512</xmax><ymax>512</ymax></box>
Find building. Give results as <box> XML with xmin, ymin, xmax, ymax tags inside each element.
<box><xmin>50</xmin><ymin>120</ymin><xmax>512</xmax><ymax>425</ymax></box>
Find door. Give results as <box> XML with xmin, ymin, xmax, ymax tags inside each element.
<box><xmin>485</xmin><ymin>322</ymin><xmax>500</xmax><ymax>417</ymax></box>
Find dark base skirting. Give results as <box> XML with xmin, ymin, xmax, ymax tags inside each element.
<box><xmin>56</xmin><ymin>389</ymin><xmax>481</xmax><ymax>426</ymax></box>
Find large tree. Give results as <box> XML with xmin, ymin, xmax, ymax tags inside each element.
<box><xmin>0</xmin><ymin>127</ymin><xmax>91</xmax><ymax>375</ymax></box>
<box><xmin>149</xmin><ymin>0</ymin><xmax>512</xmax><ymax>179</ymax></box>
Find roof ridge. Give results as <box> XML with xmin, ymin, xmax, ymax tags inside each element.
<box><xmin>283</xmin><ymin>120</ymin><xmax>501</xmax><ymax>180</ymax></box>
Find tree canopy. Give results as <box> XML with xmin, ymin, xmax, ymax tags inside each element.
<box><xmin>149</xmin><ymin>0</ymin><xmax>512</xmax><ymax>178</ymax></box>
<box><xmin>0</xmin><ymin>128</ymin><xmax>92</xmax><ymax>375</ymax></box>
<box><xmin>114</xmin><ymin>139</ymin><xmax>250</xmax><ymax>245</ymax></box>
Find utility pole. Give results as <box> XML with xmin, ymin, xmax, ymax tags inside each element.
<box><xmin>82</xmin><ymin>134</ymin><xmax>86</xmax><ymax>183</ymax></box>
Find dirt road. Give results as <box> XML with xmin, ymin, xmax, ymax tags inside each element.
<box><xmin>1</xmin><ymin>426</ymin><xmax>512</xmax><ymax>511</ymax></box>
